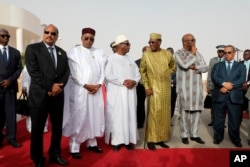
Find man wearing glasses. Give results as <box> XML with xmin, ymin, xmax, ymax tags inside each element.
<box><xmin>25</xmin><ymin>24</ymin><xmax>70</xmax><ymax>166</ymax></box>
<box><xmin>211</xmin><ymin>45</ymin><xmax>245</xmax><ymax>147</ymax></box>
<box><xmin>0</xmin><ymin>28</ymin><xmax>22</xmax><ymax>149</ymax></box>
<box><xmin>206</xmin><ymin>45</ymin><xmax>225</xmax><ymax>126</ymax></box>
<box><xmin>140</xmin><ymin>33</ymin><xmax>176</xmax><ymax>150</ymax></box>
<box><xmin>175</xmin><ymin>33</ymin><xmax>208</xmax><ymax>145</ymax></box>
<box><xmin>63</xmin><ymin>27</ymin><xmax>106</xmax><ymax>159</ymax></box>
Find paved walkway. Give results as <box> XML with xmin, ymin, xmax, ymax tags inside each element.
<box><xmin>136</xmin><ymin>109</ymin><xmax>250</xmax><ymax>149</ymax></box>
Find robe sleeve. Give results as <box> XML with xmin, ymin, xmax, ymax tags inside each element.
<box><xmin>105</xmin><ymin>56</ymin><xmax>124</xmax><ymax>86</ymax></box>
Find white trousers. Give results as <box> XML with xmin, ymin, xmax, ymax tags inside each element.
<box><xmin>69</xmin><ymin>137</ymin><xmax>97</xmax><ymax>153</ymax></box>
<box><xmin>179</xmin><ymin>110</ymin><xmax>200</xmax><ymax>138</ymax></box>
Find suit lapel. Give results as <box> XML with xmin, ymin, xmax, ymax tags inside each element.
<box><xmin>41</xmin><ymin>42</ymin><xmax>56</xmax><ymax>70</ymax></box>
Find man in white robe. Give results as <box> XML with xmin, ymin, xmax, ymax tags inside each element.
<box><xmin>63</xmin><ymin>27</ymin><xmax>105</xmax><ymax>159</ymax></box>
<box><xmin>105</xmin><ymin>35</ymin><xmax>140</xmax><ymax>151</ymax></box>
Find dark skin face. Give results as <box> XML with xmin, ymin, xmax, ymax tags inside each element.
<box><xmin>0</xmin><ymin>29</ymin><xmax>10</xmax><ymax>46</ymax></box>
<box><xmin>217</xmin><ymin>50</ymin><xmax>224</xmax><ymax>58</ymax></box>
<box><xmin>116</xmin><ymin>40</ymin><xmax>130</xmax><ymax>55</ymax></box>
<box><xmin>81</xmin><ymin>33</ymin><xmax>95</xmax><ymax>49</ymax></box>
<box><xmin>148</xmin><ymin>39</ymin><xmax>161</xmax><ymax>52</ymax></box>
<box><xmin>243</xmin><ymin>50</ymin><xmax>250</xmax><ymax>61</ymax></box>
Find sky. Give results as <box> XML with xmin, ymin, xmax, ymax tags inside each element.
<box><xmin>1</xmin><ymin>0</ymin><xmax>250</xmax><ymax>64</ymax></box>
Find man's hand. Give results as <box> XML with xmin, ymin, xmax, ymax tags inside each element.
<box><xmin>242</xmin><ymin>82</ymin><xmax>249</xmax><ymax>91</ymax></box>
<box><xmin>220</xmin><ymin>87</ymin><xmax>228</xmax><ymax>94</ymax></box>
<box><xmin>0</xmin><ymin>80</ymin><xmax>10</xmax><ymax>88</ymax></box>
<box><xmin>48</xmin><ymin>83</ymin><xmax>63</xmax><ymax>96</ymax></box>
<box><xmin>223</xmin><ymin>82</ymin><xmax>233</xmax><ymax>90</ymax></box>
<box><xmin>84</xmin><ymin>84</ymin><xmax>101</xmax><ymax>94</ymax></box>
<box><xmin>145</xmin><ymin>89</ymin><xmax>153</xmax><ymax>96</ymax></box>
<box><xmin>123</xmin><ymin>79</ymin><xmax>136</xmax><ymax>89</ymax></box>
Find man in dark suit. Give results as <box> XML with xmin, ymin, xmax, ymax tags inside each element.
<box><xmin>0</xmin><ymin>28</ymin><xmax>22</xmax><ymax>148</ymax></box>
<box><xmin>25</xmin><ymin>24</ymin><xmax>70</xmax><ymax>167</ymax></box>
<box><xmin>206</xmin><ymin>45</ymin><xmax>225</xmax><ymax>126</ymax></box>
<box><xmin>211</xmin><ymin>45</ymin><xmax>245</xmax><ymax>147</ymax></box>
<box><xmin>135</xmin><ymin>46</ymin><xmax>150</xmax><ymax>128</ymax></box>
<box><xmin>240</xmin><ymin>49</ymin><xmax>250</xmax><ymax>123</ymax></box>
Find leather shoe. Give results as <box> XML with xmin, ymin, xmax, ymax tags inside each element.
<box><xmin>125</xmin><ymin>144</ymin><xmax>134</xmax><ymax>150</ymax></box>
<box><xmin>35</xmin><ymin>163</ymin><xmax>44</xmax><ymax>167</ymax></box>
<box><xmin>8</xmin><ymin>140</ymin><xmax>21</xmax><ymax>148</ymax></box>
<box><xmin>208</xmin><ymin>122</ymin><xmax>213</xmax><ymax>126</ymax></box>
<box><xmin>113</xmin><ymin>145</ymin><xmax>121</xmax><ymax>151</ymax></box>
<box><xmin>190</xmin><ymin>137</ymin><xmax>205</xmax><ymax>144</ymax></box>
<box><xmin>87</xmin><ymin>146</ymin><xmax>103</xmax><ymax>153</ymax></box>
<box><xmin>213</xmin><ymin>140</ymin><xmax>221</xmax><ymax>144</ymax></box>
<box><xmin>49</xmin><ymin>157</ymin><xmax>69</xmax><ymax>166</ymax></box>
<box><xmin>182</xmin><ymin>138</ymin><xmax>189</xmax><ymax>144</ymax></box>
<box><xmin>147</xmin><ymin>142</ymin><xmax>156</xmax><ymax>150</ymax></box>
<box><xmin>71</xmin><ymin>152</ymin><xmax>82</xmax><ymax>159</ymax></box>
<box><xmin>233</xmin><ymin>142</ymin><xmax>242</xmax><ymax>148</ymax></box>
<box><xmin>155</xmin><ymin>142</ymin><xmax>169</xmax><ymax>148</ymax></box>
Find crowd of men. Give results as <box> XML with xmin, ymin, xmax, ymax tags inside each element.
<box><xmin>0</xmin><ymin>25</ymin><xmax>250</xmax><ymax>167</ymax></box>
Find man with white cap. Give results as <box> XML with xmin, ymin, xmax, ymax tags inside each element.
<box><xmin>140</xmin><ymin>33</ymin><xmax>176</xmax><ymax>150</ymax></box>
<box><xmin>104</xmin><ymin>35</ymin><xmax>140</xmax><ymax>151</ymax></box>
<box><xmin>63</xmin><ymin>27</ymin><xmax>106</xmax><ymax>159</ymax></box>
<box><xmin>206</xmin><ymin>45</ymin><xmax>225</xmax><ymax>126</ymax></box>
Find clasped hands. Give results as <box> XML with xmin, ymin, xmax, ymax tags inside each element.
<box><xmin>123</xmin><ymin>79</ymin><xmax>136</xmax><ymax>89</ymax></box>
<box><xmin>48</xmin><ymin>83</ymin><xmax>63</xmax><ymax>96</ymax></box>
<box><xmin>0</xmin><ymin>79</ymin><xmax>10</xmax><ymax>88</ymax></box>
<box><xmin>84</xmin><ymin>84</ymin><xmax>101</xmax><ymax>94</ymax></box>
<box><xmin>220</xmin><ymin>82</ymin><xmax>233</xmax><ymax>94</ymax></box>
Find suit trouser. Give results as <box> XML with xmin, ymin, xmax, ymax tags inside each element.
<box><xmin>179</xmin><ymin>110</ymin><xmax>201</xmax><ymax>138</ymax></box>
<box><xmin>30</xmin><ymin>96</ymin><xmax>64</xmax><ymax>163</ymax></box>
<box><xmin>0</xmin><ymin>91</ymin><xmax>16</xmax><ymax>141</ymax></box>
<box><xmin>136</xmin><ymin>83</ymin><xmax>146</xmax><ymax>127</ymax></box>
<box><xmin>213</xmin><ymin>95</ymin><xmax>241</xmax><ymax>143</ymax></box>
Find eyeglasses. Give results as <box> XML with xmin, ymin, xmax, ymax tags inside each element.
<box><xmin>224</xmin><ymin>52</ymin><xmax>232</xmax><ymax>55</ymax></box>
<box><xmin>44</xmin><ymin>31</ymin><xmax>57</xmax><ymax>36</ymax></box>
<box><xmin>84</xmin><ymin>37</ymin><xmax>94</xmax><ymax>42</ymax></box>
<box><xmin>120</xmin><ymin>42</ymin><xmax>130</xmax><ymax>46</ymax></box>
<box><xmin>148</xmin><ymin>41</ymin><xmax>157</xmax><ymax>45</ymax></box>
<box><xmin>185</xmin><ymin>39</ymin><xmax>196</xmax><ymax>42</ymax></box>
<box><xmin>218</xmin><ymin>50</ymin><xmax>224</xmax><ymax>53</ymax></box>
<box><xmin>0</xmin><ymin>35</ymin><xmax>10</xmax><ymax>38</ymax></box>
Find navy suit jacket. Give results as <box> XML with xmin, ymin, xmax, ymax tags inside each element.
<box><xmin>211</xmin><ymin>61</ymin><xmax>246</xmax><ymax>104</ymax></box>
<box><xmin>0</xmin><ymin>46</ymin><xmax>22</xmax><ymax>93</ymax></box>
<box><xmin>25</xmin><ymin>42</ymin><xmax>70</xmax><ymax>108</ymax></box>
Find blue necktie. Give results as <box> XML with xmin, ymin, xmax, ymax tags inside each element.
<box><xmin>2</xmin><ymin>47</ymin><xmax>8</xmax><ymax>64</ymax></box>
<box><xmin>48</xmin><ymin>47</ymin><xmax>55</xmax><ymax>67</ymax></box>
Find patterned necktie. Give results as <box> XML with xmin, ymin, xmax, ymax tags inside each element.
<box><xmin>227</xmin><ymin>61</ymin><xmax>231</xmax><ymax>76</ymax></box>
<box><xmin>48</xmin><ymin>47</ymin><xmax>55</xmax><ymax>67</ymax></box>
<box><xmin>2</xmin><ymin>47</ymin><xmax>8</xmax><ymax>64</ymax></box>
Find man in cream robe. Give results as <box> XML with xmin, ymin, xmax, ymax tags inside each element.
<box><xmin>105</xmin><ymin>35</ymin><xmax>140</xmax><ymax>151</ymax></box>
<box><xmin>63</xmin><ymin>28</ymin><xmax>105</xmax><ymax>158</ymax></box>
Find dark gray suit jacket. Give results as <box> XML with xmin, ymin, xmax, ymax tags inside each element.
<box><xmin>0</xmin><ymin>46</ymin><xmax>22</xmax><ymax>93</ymax></box>
<box><xmin>25</xmin><ymin>42</ymin><xmax>70</xmax><ymax>108</ymax></box>
<box><xmin>211</xmin><ymin>61</ymin><xmax>246</xmax><ymax>104</ymax></box>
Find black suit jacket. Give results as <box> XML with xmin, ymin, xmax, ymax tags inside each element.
<box><xmin>211</xmin><ymin>61</ymin><xmax>246</xmax><ymax>104</ymax></box>
<box><xmin>25</xmin><ymin>42</ymin><xmax>70</xmax><ymax>108</ymax></box>
<box><xmin>0</xmin><ymin>46</ymin><xmax>22</xmax><ymax>93</ymax></box>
